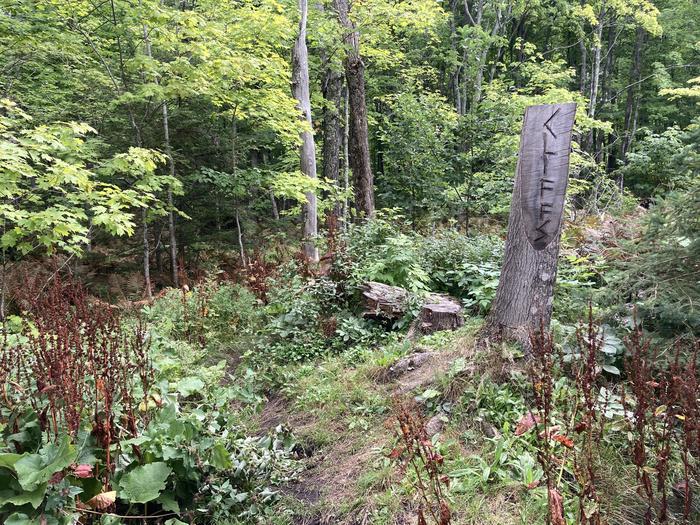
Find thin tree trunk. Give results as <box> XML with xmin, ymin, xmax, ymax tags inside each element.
<box><xmin>260</xmin><ymin>150</ymin><xmax>280</xmax><ymax>220</ymax></box>
<box><xmin>578</xmin><ymin>4</ymin><xmax>588</xmax><ymax>96</ymax></box>
<box><xmin>334</xmin><ymin>0</ymin><xmax>374</xmax><ymax>218</ymax></box>
<box><xmin>321</xmin><ymin>64</ymin><xmax>343</xmax><ymax>218</ymax></box>
<box><xmin>142</xmin><ymin>21</ymin><xmax>179</xmax><ymax>287</ymax></box>
<box><xmin>292</xmin><ymin>0</ymin><xmax>320</xmax><ymax>262</ymax></box>
<box><xmin>588</xmin><ymin>5</ymin><xmax>605</xmax><ymax>120</ymax></box>
<box><xmin>142</xmin><ymin>208</ymin><xmax>153</xmax><ymax>300</ymax></box>
<box><xmin>622</xmin><ymin>27</ymin><xmax>645</xmax><ymax>159</ymax></box>
<box><xmin>342</xmin><ymin>84</ymin><xmax>350</xmax><ymax>226</ymax></box>
<box><xmin>235</xmin><ymin>209</ymin><xmax>247</xmax><ymax>268</ymax></box>
<box><xmin>163</xmin><ymin>109</ymin><xmax>179</xmax><ymax>287</ymax></box>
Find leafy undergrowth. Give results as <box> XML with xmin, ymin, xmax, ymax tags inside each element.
<box><xmin>249</xmin><ymin>320</ymin><xmax>699</xmax><ymax>525</ymax></box>
<box><xmin>3</xmin><ymin>214</ymin><xmax>698</xmax><ymax>524</ymax></box>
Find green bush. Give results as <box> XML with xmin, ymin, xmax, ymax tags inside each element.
<box><xmin>601</xmin><ymin>177</ymin><xmax>700</xmax><ymax>336</ymax></box>
<box><xmin>0</xmin><ymin>282</ymin><xmax>295</xmax><ymax>524</ymax></box>
<box><xmin>143</xmin><ymin>280</ymin><xmax>261</xmax><ymax>353</ymax></box>
<box><xmin>340</xmin><ymin>214</ymin><xmax>430</xmax><ymax>292</ymax></box>
<box><xmin>420</xmin><ymin>230</ymin><xmax>503</xmax><ymax>313</ymax></box>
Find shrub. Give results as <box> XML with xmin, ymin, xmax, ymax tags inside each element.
<box><xmin>601</xmin><ymin>177</ymin><xmax>700</xmax><ymax>336</ymax></box>
<box><xmin>143</xmin><ymin>280</ymin><xmax>261</xmax><ymax>352</ymax></box>
<box><xmin>0</xmin><ymin>277</ymin><xmax>296</xmax><ymax>523</ymax></box>
<box><xmin>420</xmin><ymin>231</ymin><xmax>503</xmax><ymax>313</ymax></box>
<box><xmin>340</xmin><ymin>214</ymin><xmax>430</xmax><ymax>293</ymax></box>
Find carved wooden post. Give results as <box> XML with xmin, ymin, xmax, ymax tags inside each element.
<box><xmin>484</xmin><ymin>103</ymin><xmax>577</xmax><ymax>346</ymax></box>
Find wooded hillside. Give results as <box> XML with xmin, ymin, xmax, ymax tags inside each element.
<box><xmin>0</xmin><ymin>0</ymin><xmax>699</xmax><ymax>523</ymax></box>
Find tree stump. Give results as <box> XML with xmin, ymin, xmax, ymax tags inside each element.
<box><xmin>360</xmin><ymin>281</ymin><xmax>409</xmax><ymax>320</ymax></box>
<box><xmin>361</xmin><ymin>281</ymin><xmax>464</xmax><ymax>338</ymax></box>
<box><xmin>407</xmin><ymin>295</ymin><xmax>464</xmax><ymax>339</ymax></box>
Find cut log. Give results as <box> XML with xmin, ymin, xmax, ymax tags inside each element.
<box><xmin>360</xmin><ymin>281</ymin><xmax>409</xmax><ymax>319</ymax></box>
<box><xmin>408</xmin><ymin>295</ymin><xmax>464</xmax><ymax>339</ymax></box>
<box><xmin>360</xmin><ymin>281</ymin><xmax>464</xmax><ymax>337</ymax></box>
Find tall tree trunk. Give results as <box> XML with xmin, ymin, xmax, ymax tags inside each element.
<box><xmin>321</xmin><ymin>64</ymin><xmax>343</xmax><ymax>219</ymax></box>
<box><xmin>484</xmin><ymin>104</ymin><xmax>577</xmax><ymax>348</ymax></box>
<box><xmin>342</xmin><ymin>84</ymin><xmax>350</xmax><ymax>226</ymax></box>
<box><xmin>578</xmin><ymin>0</ymin><xmax>588</xmax><ymax>96</ymax></box>
<box><xmin>292</xmin><ymin>0</ymin><xmax>320</xmax><ymax>262</ymax></box>
<box><xmin>621</xmin><ymin>27</ymin><xmax>645</xmax><ymax>160</ymax></box>
<box><xmin>142</xmin><ymin>21</ymin><xmax>179</xmax><ymax>287</ymax></box>
<box><xmin>334</xmin><ymin>0</ymin><xmax>374</xmax><ymax>218</ymax></box>
<box><xmin>162</xmin><ymin>107</ymin><xmax>179</xmax><ymax>286</ymax></box>
<box><xmin>588</xmin><ymin>5</ymin><xmax>605</xmax><ymax>120</ymax></box>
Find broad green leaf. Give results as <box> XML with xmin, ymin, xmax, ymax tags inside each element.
<box><xmin>0</xmin><ymin>482</ymin><xmax>47</xmax><ymax>508</ymax></box>
<box><xmin>210</xmin><ymin>442</ymin><xmax>232</xmax><ymax>469</ymax></box>
<box><xmin>118</xmin><ymin>462</ymin><xmax>172</xmax><ymax>503</ymax></box>
<box><xmin>14</xmin><ymin>436</ymin><xmax>76</xmax><ymax>490</ymax></box>
<box><xmin>157</xmin><ymin>491</ymin><xmax>180</xmax><ymax>513</ymax></box>
<box><xmin>176</xmin><ymin>377</ymin><xmax>205</xmax><ymax>397</ymax></box>
<box><xmin>0</xmin><ymin>453</ymin><xmax>22</xmax><ymax>469</ymax></box>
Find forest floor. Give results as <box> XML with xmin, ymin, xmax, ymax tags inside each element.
<box><xmin>246</xmin><ymin>322</ymin><xmax>573</xmax><ymax>525</ymax></box>
<box><xmin>244</xmin><ymin>318</ymin><xmax>692</xmax><ymax>525</ymax></box>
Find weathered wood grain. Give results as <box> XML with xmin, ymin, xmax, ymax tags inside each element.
<box><xmin>518</xmin><ymin>103</ymin><xmax>576</xmax><ymax>250</ymax></box>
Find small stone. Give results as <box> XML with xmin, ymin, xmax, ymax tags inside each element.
<box><xmin>425</xmin><ymin>415</ymin><xmax>446</xmax><ymax>437</ymax></box>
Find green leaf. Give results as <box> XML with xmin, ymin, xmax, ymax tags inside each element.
<box><xmin>209</xmin><ymin>442</ymin><xmax>232</xmax><ymax>470</ymax></box>
<box><xmin>157</xmin><ymin>491</ymin><xmax>180</xmax><ymax>513</ymax></box>
<box><xmin>118</xmin><ymin>462</ymin><xmax>172</xmax><ymax>503</ymax></box>
<box><xmin>602</xmin><ymin>364</ymin><xmax>620</xmax><ymax>375</ymax></box>
<box><xmin>5</xmin><ymin>513</ymin><xmax>38</xmax><ymax>525</ymax></box>
<box><xmin>0</xmin><ymin>453</ymin><xmax>22</xmax><ymax>469</ymax></box>
<box><xmin>0</xmin><ymin>483</ymin><xmax>47</xmax><ymax>509</ymax></box>
<box><xmin>176</xmin><ymin>377</ymin><xmax>205</xmax><ymax>397</ymax></box>
<box><xmin>14</xmin><ymin>436</ymin><xmax>76</xmax><ymax>490</ymax></box>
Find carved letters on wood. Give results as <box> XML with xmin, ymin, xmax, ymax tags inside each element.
<box><xmin>518</xmin><ymin>103</ymin><xmax>577</xmax><ymax>250</ymax></box>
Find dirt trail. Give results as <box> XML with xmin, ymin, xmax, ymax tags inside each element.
<box><xmin>258</xmin><ymin>339</ymin><xmax>468</xmax><ymax>523</ymax></box>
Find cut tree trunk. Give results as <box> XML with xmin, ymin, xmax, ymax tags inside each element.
<box><xmin>360</xmin><ymin>281</ymin><xmax>464</xmax><ymax>337</ymax></box>
<box><xmin>407</xmin><ymin>296</ymin><xmax>464</xmax><ymax>339</ymax></box>
<box><xmin>360</xmin><ymin>281</ymin><xmax>408</xmax><ymax>320</ymax></box>
<box><xmin>483</xmin><ymin>103</ymin><xmax>576</xmax><ymax>348</ymax></box>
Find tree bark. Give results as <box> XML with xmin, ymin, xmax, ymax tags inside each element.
<box><xmin>142</xmin><ymin>21</ymin><xmax>179</xmax><ymax>287</ymax></box>
<box><xmin>621</xmin><ymin>27</ymin><xmax>645</xmax><ymax>160</ymax></box>
<box><xmin>588</xmin><ymin>4</ymin><xmax>605</xmax><ymax>121</ymax></box>
<box><xmin>334</xmin><ymin>0</ymin><xmax>374</xmax><ymax>218</ymax></box>
<box><xmin>321</xmin><ymin>62</ymin><xmax>343</xmax><ymax>219</ymax></box>
<box><xmin>484</xmin><ymin>104</ymin><xmax>576</xmax><ymax>348</ymax></box>
<box><xmin>292</xmin><ymin>0</ymin><xmax>320</xmax><ymax>262</ymax></box>
<box><xmin>408</xmin><ymin>297</ymin><xmax>464</xmax><ymax>339</ymax></box>
<box><xmin>235</xmin><ymin>209</ymin><xmax>247</xmax><ymax>268</ymax></box>
<box><xmin>142</xmin><ymin>209</ymin><xmax>152</xmax><ymax>300</ymax></box>
<box><xmin>342</xmin><ymin>84</ymin><xmax>350</xmax><ymax>226</ymax></box>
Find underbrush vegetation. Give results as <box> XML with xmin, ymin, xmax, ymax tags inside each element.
<box><xmin>1</xmin><ymin>209</ymin><xmax>698</xmax><ymax>525</ymax></box>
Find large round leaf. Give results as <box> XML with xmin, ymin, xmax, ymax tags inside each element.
<box><xmin>118</xmin><ymin>462</ymin><xmax>172</xmax><ymax>504</ymax></box>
